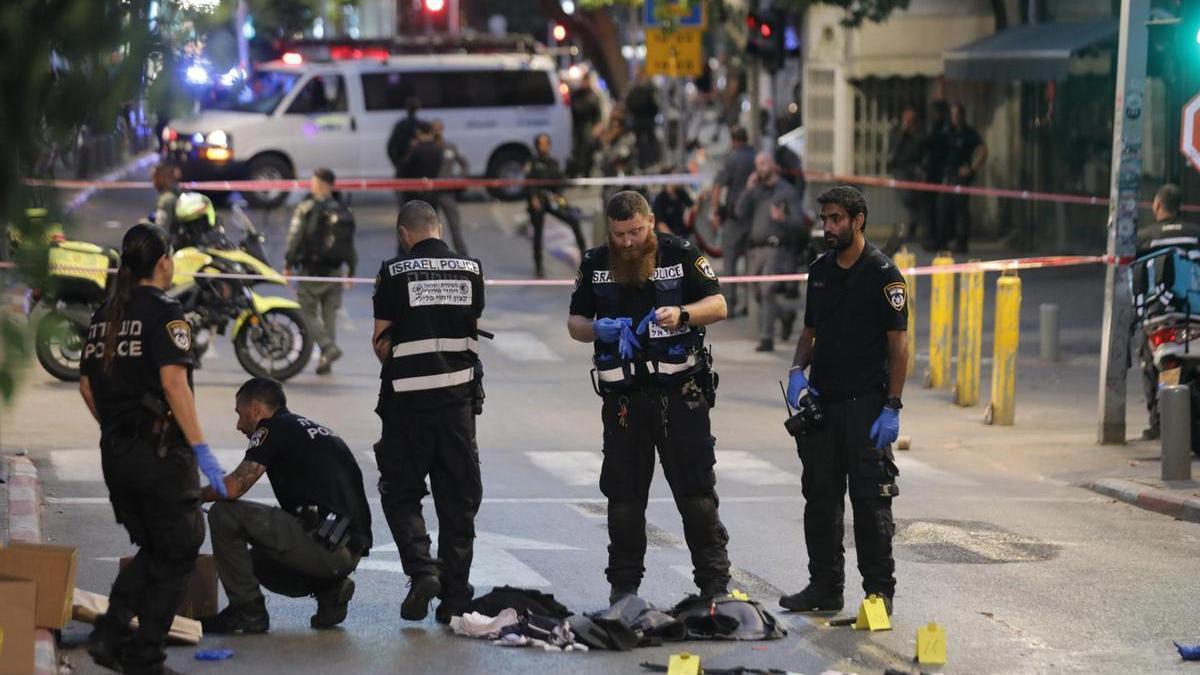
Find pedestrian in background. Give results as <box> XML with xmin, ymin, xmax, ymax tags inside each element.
<box><xmin>625</xmin><ymin>68</ymin><xmax>661</xmax><ymax>169</ymax></box>
<box><xmin>526</xmin><ymin>133</ymin><xmax>587</xmax><ymax>278</ymax></box>
<box><xmin>736</xmin><ymin>152</ymin><xmax>806</xmax><ymax>352</ymax></box>
<box><xmin>653</xmin><ymin>176</ymin><xmax>694</xmax><ymax>238</ymax></box>
<box><xmin>80</xmin><ymin>224</ymin><xmax>224</xmax><ymax>675</ymax></box>
<box><xmin>431</xmin><ymin>119</ymin><xmax>471</xmax><ymax>255</ymax></box>
<box><xmin>284</xmin><ymin>168</ymin><xmax>357</xmax><ymax>375</ymax></box>
<box><xmin>888</xmin><ymin>104</ymin><xmax>926</xmax><ymax>247</ymax></box>
<box><xmin>387</xmin><ymin>97</ymin><xmax>427</xmax><ymax>179</ymax></box>
<box><xmin>151</xmin><ymin>161</ymin><xmax>181</xmax><ymax>235</ymax></box>
<box><xmin>710</xmin><ymin>126</ymin><xmax>756</xmax><ymax>316</ymax></box>
<box><xmin>569</xmin><ymin>71</ymin><xmax>604</xmax><ymax>177</ymax></box>
<box><xmin>923</xmin><ymin>101</ymin><xmax>950</xmax><ymax>251</ymax></box>
<box><xmin>939</xmin><ymin>103</ymin><xmax>987</xmax><ymax>253</ymax></box>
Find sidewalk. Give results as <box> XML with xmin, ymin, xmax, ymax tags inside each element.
<box><xmin>1</xmin><ymin>453</ymin><xmax>59</xmax><ymax>675</ymax></box>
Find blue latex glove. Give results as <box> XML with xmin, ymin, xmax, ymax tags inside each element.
<box><xmin>194</xmin><ymin>443</ymin><xmax>227</xmax><ymax>498</ymax></box>
<box><xmin>1176</xmin><ymin>642</ymin><xmax>1200</xmax><ymax>661</ymax></box>
<box><xmin>618</xmin><ymin>321</ymin><xmax>641</xmax><ymax>360</ymax></box>
<box><xmin>786</xmin><ymin>367</ymin><xmax>809</xmax><ymax>408</ymax></box>
<box><xmin>593</xmin><ymin>317</ymin><xmax>632</xmax><ymax>344</ymax></box>
<box><xmin>635</xmin><ymin>308</ymin><xmax>657</xmax><ymax>336</ymax></box>
<box><xmin>869</xmin><ymin>406</ymin><xmax>900</xmax><ymax>449</ymax></box>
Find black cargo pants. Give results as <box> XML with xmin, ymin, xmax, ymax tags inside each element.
<box><xmin>97</xmin><ymin>430</ymin><xmax>204</xmax><ymax>675</ymax></box>
<box><xmin>375</xmin><ymin>399</ymin><xmax>482</xmax><ymax>606</ymax></box>
<box><xmin>795</xmin><ymin>392</ymin><xmax>899</xmax><ymax>599</ymax></box>
<box><xmin>599</xmin><ymin>378</ymin><xmax>731</xmax><ymax>594</ymax></box>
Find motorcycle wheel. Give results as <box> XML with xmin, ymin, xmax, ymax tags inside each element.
<box><xmin>233</xmin><ymin>308</ymin><xmax>313</xmax><ymax>382</ymax></box>
<box><xmin>35</xmin><ymin>311</ymin><xmax>85</xmax><ymax>382</ymax></box>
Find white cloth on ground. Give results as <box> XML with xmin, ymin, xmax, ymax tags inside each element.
<box><xmin>449</xmin><ymin>608</ymin><xmax>520</xmax><ymax>639</ymax></box>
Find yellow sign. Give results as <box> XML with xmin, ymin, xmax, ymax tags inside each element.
<box><xmin>645</xmin><ymin>27</ymin><xmax>703</xmax><ymax>78</ymax></box>
<box><xmin>916</xmin><ymin>622</ymin><xmax>948</xmax><ymax>665</ymax></box>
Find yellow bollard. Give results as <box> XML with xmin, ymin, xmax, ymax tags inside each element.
<box><xmin>954</xmin><ymin>264</ymin><xmax>984</xmax><ymax>406</ymax></box>
<box><xmin>926</xmin><ymin>253</ymin><xmax>955</xmax><ymax>388</ymax></box>
<box><xmin>986</xmin><ymin>272</ymin><xmax>1022</xmax><ymax>425</ymax></box>
<box><xmin>893</xmin><ymin>247</ymin><xmax>917</xmax><ymax>376</ymax></box>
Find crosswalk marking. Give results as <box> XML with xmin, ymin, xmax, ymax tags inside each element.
<box><xmin>48</xmin><ymin>449</ymin><xmax>248</xmax><ymax>482</ymax></box>
<box><xmin>365</xmin><ymin>531</ymin><xmax>579</xmax><ymax>588</ymax></box>
<box><xmin>894</xmin><ymin>455</ymin><xmax>981</xmax><ymax>487</ymax></box>
<box><xmin>524</xmin><ymin>451</ymin><xmax>601</xmax><ymax>486</ymax></box>
<box><xmin>486</xmin><ymin>330</ymin><xmax>563</xmax><ymax>362</ymax></box>
<box><xmin>715</xmin><ymin>451</ymin><xmax>801</xmax><ymax>486</ymax></box>
<box><xmin>524</xmin><ymin>450</ymin><xmax>800</xmax><ymax>487</ymax></box>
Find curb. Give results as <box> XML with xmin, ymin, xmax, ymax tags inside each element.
<box><xmin>3</xmin><ymin>454</ymin><xmax>59</xmax><ymax>675</ymax></box>
<box><xmin>1088</xmin><ymin>477</ymin><xmax>1200</xmax><ymax>524</ymax></box>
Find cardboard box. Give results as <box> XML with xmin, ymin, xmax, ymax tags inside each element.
<box><xmin>0</xmin><ymin>543</ymin><xmax>77</xmax><ymax>628</ymax></box>
<box><xmin>119</xmin><ymin>553</ymin><xmax>217</xmax><ymax>619</ymax></box>
<box><xmin>73</xmin><ymin>589</ymin><xmax>202</xmax><ymax>645</ymax></box>
<box><xmin>0</xmin><ymin>576</ymin><xmax>37</xmax><ymax>675</ymax></box>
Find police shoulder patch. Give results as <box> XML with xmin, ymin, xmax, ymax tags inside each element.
<box><xmin>166</xmin><ymin>319</ymin><xmax>191</xmax><ymax>351</ymax></box>
<box><xmin>695</xmin><ymin>256</ymin><xmax>717</xmax><ymax>281</ymax></box>
<box><xmin>249</xmin><ymin>427</ymin><xmax>269</xmax><ymax>448</ymax></box>
<box><xmin>372</xmin><ymin>273</ymin><xmax>382</xmax><ymax>298</ymax></box>
<box><xmin>884</xmin><ymin>282</ymin><xmax>907</xmax><ymax>311</ymax></box>
<box><xmin>574</xmin><ymin>268</ymin><xmax>583</xmax><ymax>290</ymax></box>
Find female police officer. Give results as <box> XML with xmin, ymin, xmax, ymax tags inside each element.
<box><xmin>79</xmin><ymin>223</ymin><xmax>226</xmax><ymax>675</ymax></box>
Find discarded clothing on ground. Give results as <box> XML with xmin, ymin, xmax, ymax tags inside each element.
<box><xmin>570</xmin><ymin>594</ymin><xmax>685</xmax><ymax>651</ymax></box>
<box><xmin>449</xmin><ymin>608</ymin><xmax>519</xmax><ymax>639</ymax></box>
<box><xmin>670</xmin><ymin>594</ymin><xmax>787</xmax><ymax>641</ymax></box>
<box><xmin>494</xmin><ymin>609</ymin><xmax>588</xmax><ymax>651</ymax></box>
<box><xmin>464</xmin><ymin>585</ymin><xmax>571</xmax><ymax>620</ymax></box>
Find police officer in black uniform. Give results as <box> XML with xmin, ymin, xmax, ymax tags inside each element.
<box><xmin>779</xmin><ymin>186</ymin><xmax>908</xmax><ymax>617</ymax></box>
<box><xmin>527</xmin><ymin>132</ymin><xmax>587</xmax><ymax>278</ymax></box>
<box><xmin>372</xmin><ymin>200</ymin><xmax>485</xmax><ymax>624</ymax></box>
<box><xmin>79</xmin><ymin>224</ymin><xmax>227</xmax><ymax>675</ymax></box>
<box><xmin>568</xmin><ymin>190</ymin><xmax>732</xmax><ymax>604</ymax></box>
<box><xmin>198</xmin><ymin>377</ymin><xmax>372</xmax><ymax>634</ymax></box>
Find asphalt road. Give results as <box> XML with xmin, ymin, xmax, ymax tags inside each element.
<box><xmin>4</xmin><ymin>180</ymin><xmax>1199</xmax><ymax>674</ymax></box>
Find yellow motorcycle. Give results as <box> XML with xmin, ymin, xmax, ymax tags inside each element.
<box><xmin>170</xmin><ymin>206</ymin><xmax>313</xmax><ymax>381</ymax></box>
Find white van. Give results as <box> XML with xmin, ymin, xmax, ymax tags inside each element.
<box><xmin>163</xmin><ymin>51</ymin><xmax>571</xmax><ymax>205</ymax></box>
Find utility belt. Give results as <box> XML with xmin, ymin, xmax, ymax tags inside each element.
<box><xmin>294</xmin><ymin>504</ymin><xmax>356</xmax><ymax>552</ymax></box>
<box><xmin>590</xmin><ymin>346</ymin><xmax>718</xmax><ymax>407</ymax></box>
<box><xmin>104</xmin><ymin>393</ymin><xmax>183</xmax><ymax>458</ymax></box>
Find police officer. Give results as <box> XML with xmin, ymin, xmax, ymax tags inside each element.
<box><xmin>198</xmin><ymin>377</ymin><xmax>372</xmax><ymax>634</ymax></box>
<box><xmin>568</xmin><ymin>190</ymin><xmax>732</xmax><ymax>604</ymax></box>
<box><xmin>372</xmin><ymin>201</ymin><xmax>485</xmax><ymax>624</ymax></box>
<box><xmin>779</xmin><ymin>186</ymin><xmax>908</xmax><ymax>617</ymax></box>
<box><xmin>1135</xmin><ymin>183</ymin><xmax>1200</xmax><ymax>439</ymax></box>
<box><xmin>151</xmin><ymin>162</ymin><xmax>181</xmax><ymax>234</ymax></box>
<box><xmin>527</xmin><ymin>133</ymin><xmax>587</xmax><ymax>278</ymax></box>
<box><xmin>78</xmin><ymin>224</ymin><xmax>226</xmax><ymax>675</ymax></box>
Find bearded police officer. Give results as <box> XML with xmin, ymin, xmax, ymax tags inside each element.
<box><xmin>79</xmin><ymin>224</ymin><xmax>226</xmax><ymax>675</ymax></box>
<box><xmin>568</xmin><ymin>190</ymin><xmax>732</xmax><ymax>604</ymax></box>
<box><xmin>780</xmin><ymin>186</ymin><xmax>908</xmax><ymax>617</ymax></box>
<box><xmin>198</xmin><ymin>378</ymin><xmax>372</xmax><ymax>634</ymax></box>
<box><xmin>372</xmin><ymin>200</ymin><xmax>485</xmax><ymax>624</ymax></box>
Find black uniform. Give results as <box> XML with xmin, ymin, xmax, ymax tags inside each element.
<box><xmin>81</xmin><ymin>286</ymin><xmax>204</xmax><ymax>675</ymax></box>
<box><xmin>208</xmin><ymin>409</ymin><xmax>371</xmax><ymax>608</ymax></box>
<box><xmin>527</xmin><ymin>153</ymin><xmax>587</xmax><ymax>276</ymax></box>
<box><xmin>569</xmin><ymin>234</ymin><xmax>731</xmax><ymax>596</ymax></box>
<box><xmin>373</xmin><ymin>237</ymin><xmax>485</xmax><ymax>609</ymax></box>
<box><xmin>799</xmin><ymin>244</ymin><xmax>907</xmax><ymax>600</ymax></box>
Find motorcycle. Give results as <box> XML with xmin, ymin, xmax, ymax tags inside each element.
<box><xmin>1132</xmin><ymin>246</ymin><xmax>1200</xmax><ymax>455</ymax></box>
<box><xmin>170</xmin><ymin>201</ymin><xmax>312</xmax><ymax>381</ymax></box>
<box><xmin>29</xmin><ymin>238</ymin><xmax>118</xmax><ymax>381</ymax></box>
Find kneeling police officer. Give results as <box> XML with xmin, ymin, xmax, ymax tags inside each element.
<box><xmin>780</xmin><ymin>186</ymin><xmax>908</xmax><ymax>616</ymax></box>
<box><xmin>568</xmin><ymin>190</ymin><xmax>732</xmax><ymax>603</ymax></box>
<box><xmin>199</xmin><ymin>377</ymin><xmax>372</xmax><ymax>633</ymax></box>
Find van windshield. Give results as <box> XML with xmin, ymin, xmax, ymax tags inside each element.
<box><xmin>201</xmin><ymin>70</ymin><xmax>300</xmax><ymax>114</ymax></box>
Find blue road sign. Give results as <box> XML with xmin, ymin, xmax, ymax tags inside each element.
<box><xmin>644</xmin><ymin>0</ymin><xmax>704</xmax><ymax>28</ymax></box>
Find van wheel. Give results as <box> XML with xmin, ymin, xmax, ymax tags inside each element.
<box><xmin>244</xmin><ymin>155</ymin><xmax>293</xmax><ymax>209</ymax></box>
<box><xmin>486</xmin><ymin>147</ymin><xmax>530</xmax><ymax>201</ymax></box>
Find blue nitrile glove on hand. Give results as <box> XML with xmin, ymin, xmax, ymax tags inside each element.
<box><xmin>869</xmin><ymin>406</ymin><xmax>900</xmax><ymax>449</ymax></box>
<box><xmin>594</xmin><ymin>317</ymin><xmax>633</xmax><ymax>344</ymax></box>
<box><xmin>786</xmin><ymin>367</ymin><xmax>810</xmax><ymax>408</ymax></box>
<box><xmin>618</xmin><ymin>321</ymin><xmax>642</xmax><ymax>360</ymax></box>
<box><xmin>636</xmin><ymin>307</ymin><xmax>657</xmax><ymax>336</ymax></box>
<box><xmin>193</xmin><ymin>443</ymin><xmax>227</xmax><ymax>498</ymax></box>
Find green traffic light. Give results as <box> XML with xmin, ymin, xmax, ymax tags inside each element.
<box><xmin>1195</xmin><ymin>25</ymin><xmax>1200</xmax><ymax>44</ymax></box>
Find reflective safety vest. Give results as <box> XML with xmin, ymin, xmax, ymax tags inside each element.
<box><xmin>590</xmin><ymin>240</ymin><xmax>705</xmax><ymax>393</ymax></box>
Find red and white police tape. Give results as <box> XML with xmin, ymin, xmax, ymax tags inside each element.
<box><xmin>0</xmin><ymin>253</ymin><xmax>1117</xmax><ymax>287</ymax></box>
<box><xmin>21</xmin><ymin>169</ymin><xmax>1200</xmax><ymax>213</ymax></box>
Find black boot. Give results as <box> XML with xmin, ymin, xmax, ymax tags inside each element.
<box><xmin>87</xmin><ymin>613</ymin><xmax>133</xmax><ymax>672</ymax></box>
<box><xmin>311</xmin><ymin>577</ymin><xmax>355</xmax><ymax>629</ymax></box>
<box><xmin>200</xmin><ymin>597</ymin><xmax>270</xmax><ymax>635</ymax></box>
<box><xmin>779</xmin><ymin>584</ymin><xmax>844</xmax><ymax>612</ymax></box>
<box><xmin>435</xmin><ymin>583</ymin><xmax>475</xmax><ymax>624</ymax></box>
<box><xmin>401</xmin><ymin>574</ymin><xmax>441</xmax><ymax>621</ymax></box>
<box><xmin>608</xmin><ymin>585</ymin><xmax>638</xmax><ymax>606</ymax></box>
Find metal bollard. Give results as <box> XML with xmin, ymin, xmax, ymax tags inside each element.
<box><xmin>986</xmin><ymin>272</ymin><xmax>1021</xmax><ymax>425</ymax></box>
<box><xmin>926</xmin><ymin>253</ymin><xmax>955</xmax><ymax>388</ymax></box>
<box><xmin>954</xmin><ymin>264</ymin><xmax>984</xmax><ymax>406</ymax></box>
<box><xmin>893</xmin><ymin>248</ymin><xmax>917</xmax><ymax>376</ymax></box>
<box><xmin>1039</xmin><ymin>303</ymin><xmax>1060</xmax><ymax>362</ymax></box>
<box><xmin>1161</xmin><ymin>385</ymin><xmax>1193</xmax><ymax>481</ymax></box>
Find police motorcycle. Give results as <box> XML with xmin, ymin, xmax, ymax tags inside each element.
<box><xmin>1131</xmin><ymin>246</ymin><xmax>1200</xmax><ymax>455</ymax></box>
<box><xmin>168</xmin><ymin>192</ymin><xmax>313</xmax><ymax>381</ymax></box>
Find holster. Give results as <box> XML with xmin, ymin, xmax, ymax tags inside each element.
<box><xmin>694</xmin><ymin>346</ymin><xmax>719</xmax><ymax>408</ymax></box>
<box><xmin>296</xmin><ymin>505</ymin><xmax>353</xmax><ymax>551</ymax></box>
<box><xmin>140</xmin><ymin>393</ymin><xmax>181</xmax><ymax>458</ymax></box>
<box><xmin>472</xmin><ymin>361</ymin><xmax>485</xmax><ymax>416</ymax></box>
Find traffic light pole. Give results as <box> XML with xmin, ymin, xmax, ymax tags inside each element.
<box><xmin>1097</xmin><ymin>0</ymin><xmax>1150</xmax><ymax>445</ymax></box>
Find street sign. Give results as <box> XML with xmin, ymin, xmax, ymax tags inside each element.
<box><xmin>644</xmin><ymin>0</ymin><xmax>705</xmax><ymax>28</ymax></box>
<box><xmin>1183</xmin><ymin>92</ymin><xmax>1200</xmax><ymax>173</ymax></box>
<box><xmin>645</xmin><ymin>27</ymin><xmax>703</xmax><ymax>78</ymax></box>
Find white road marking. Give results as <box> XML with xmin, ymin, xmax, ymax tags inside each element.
<box><xmin>365</xmin><ymin>531</ymin><xmax>578</xmax><ymax>588</ymax></box>
<box><xmin>487</xmin><ymin>331</ymin><xmax>563</xmax><ymax>362</ymax></box>
<box><xmin>524</xmin><ymin>451</ymin><xmax>601</xmax><ymax>486</ymax></box>
<box><xmin>894</xmin><ymin>455</ymin><xmax>982</xmax><ymax>487</ymax></box>
<box><xmin>716</xmin><ymin>451</ymin><xmax>801</xmax><ymax>486</ymax></box>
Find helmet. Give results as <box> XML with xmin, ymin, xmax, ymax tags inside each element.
<box><xmin>175</xmin><ymin>192</ymin><xmax>216</xmax><ymax>228</ymax></box>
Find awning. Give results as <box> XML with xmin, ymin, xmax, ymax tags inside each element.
<box><xmin>943</xmin><ymin>20</ymin><xmax>1117</xmax><ymax>82</ymax></box>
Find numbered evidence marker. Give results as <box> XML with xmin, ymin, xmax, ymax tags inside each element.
<box><xmin>853</xmin><ymin>594</ymin><xmax>892</xmax><ymax>631</ymax></box>
<box><xmin>916</xmin><ymin>622</ymin><xmax>948</xmax><ymax>665</ymax></box>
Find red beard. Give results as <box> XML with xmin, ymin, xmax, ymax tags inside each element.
<box><xmin>610</xmin><ymin>230</ymin><xmax>658</xmax><ymax>286</ymax></box>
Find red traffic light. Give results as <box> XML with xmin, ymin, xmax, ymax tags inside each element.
<box><xmin>746</xmin><ymin>15</ymin><xmax>757</xmax><ymax>29</ymax></box>
<box><xmin>552</xmin><ymin>23</ymin><xmax>567</xmax><ymax>42</ymax></box>
<box><xmin>760</xmin><ymin>23</ymin><xmax>772</xmax><ymax>38</ymax></box>
<box><xmin>425</xmin><ymin>0</ymin><xmax>445</xmax><ymax>12</ymax></box>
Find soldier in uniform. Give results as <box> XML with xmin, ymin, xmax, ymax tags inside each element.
<box><xmin>568</xmin><ymin>190</ymin><xmax>732</xmax><ymax>604</ymax></box>
<box><xmin>371</xmin><ymin>201</ymin><xmax>485</xmax><ymax>624</ymax></box>
<box><xmin>79</xmin><ymin>224</ymin><xmax>226</xmax><ymax>675</ymax></box>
